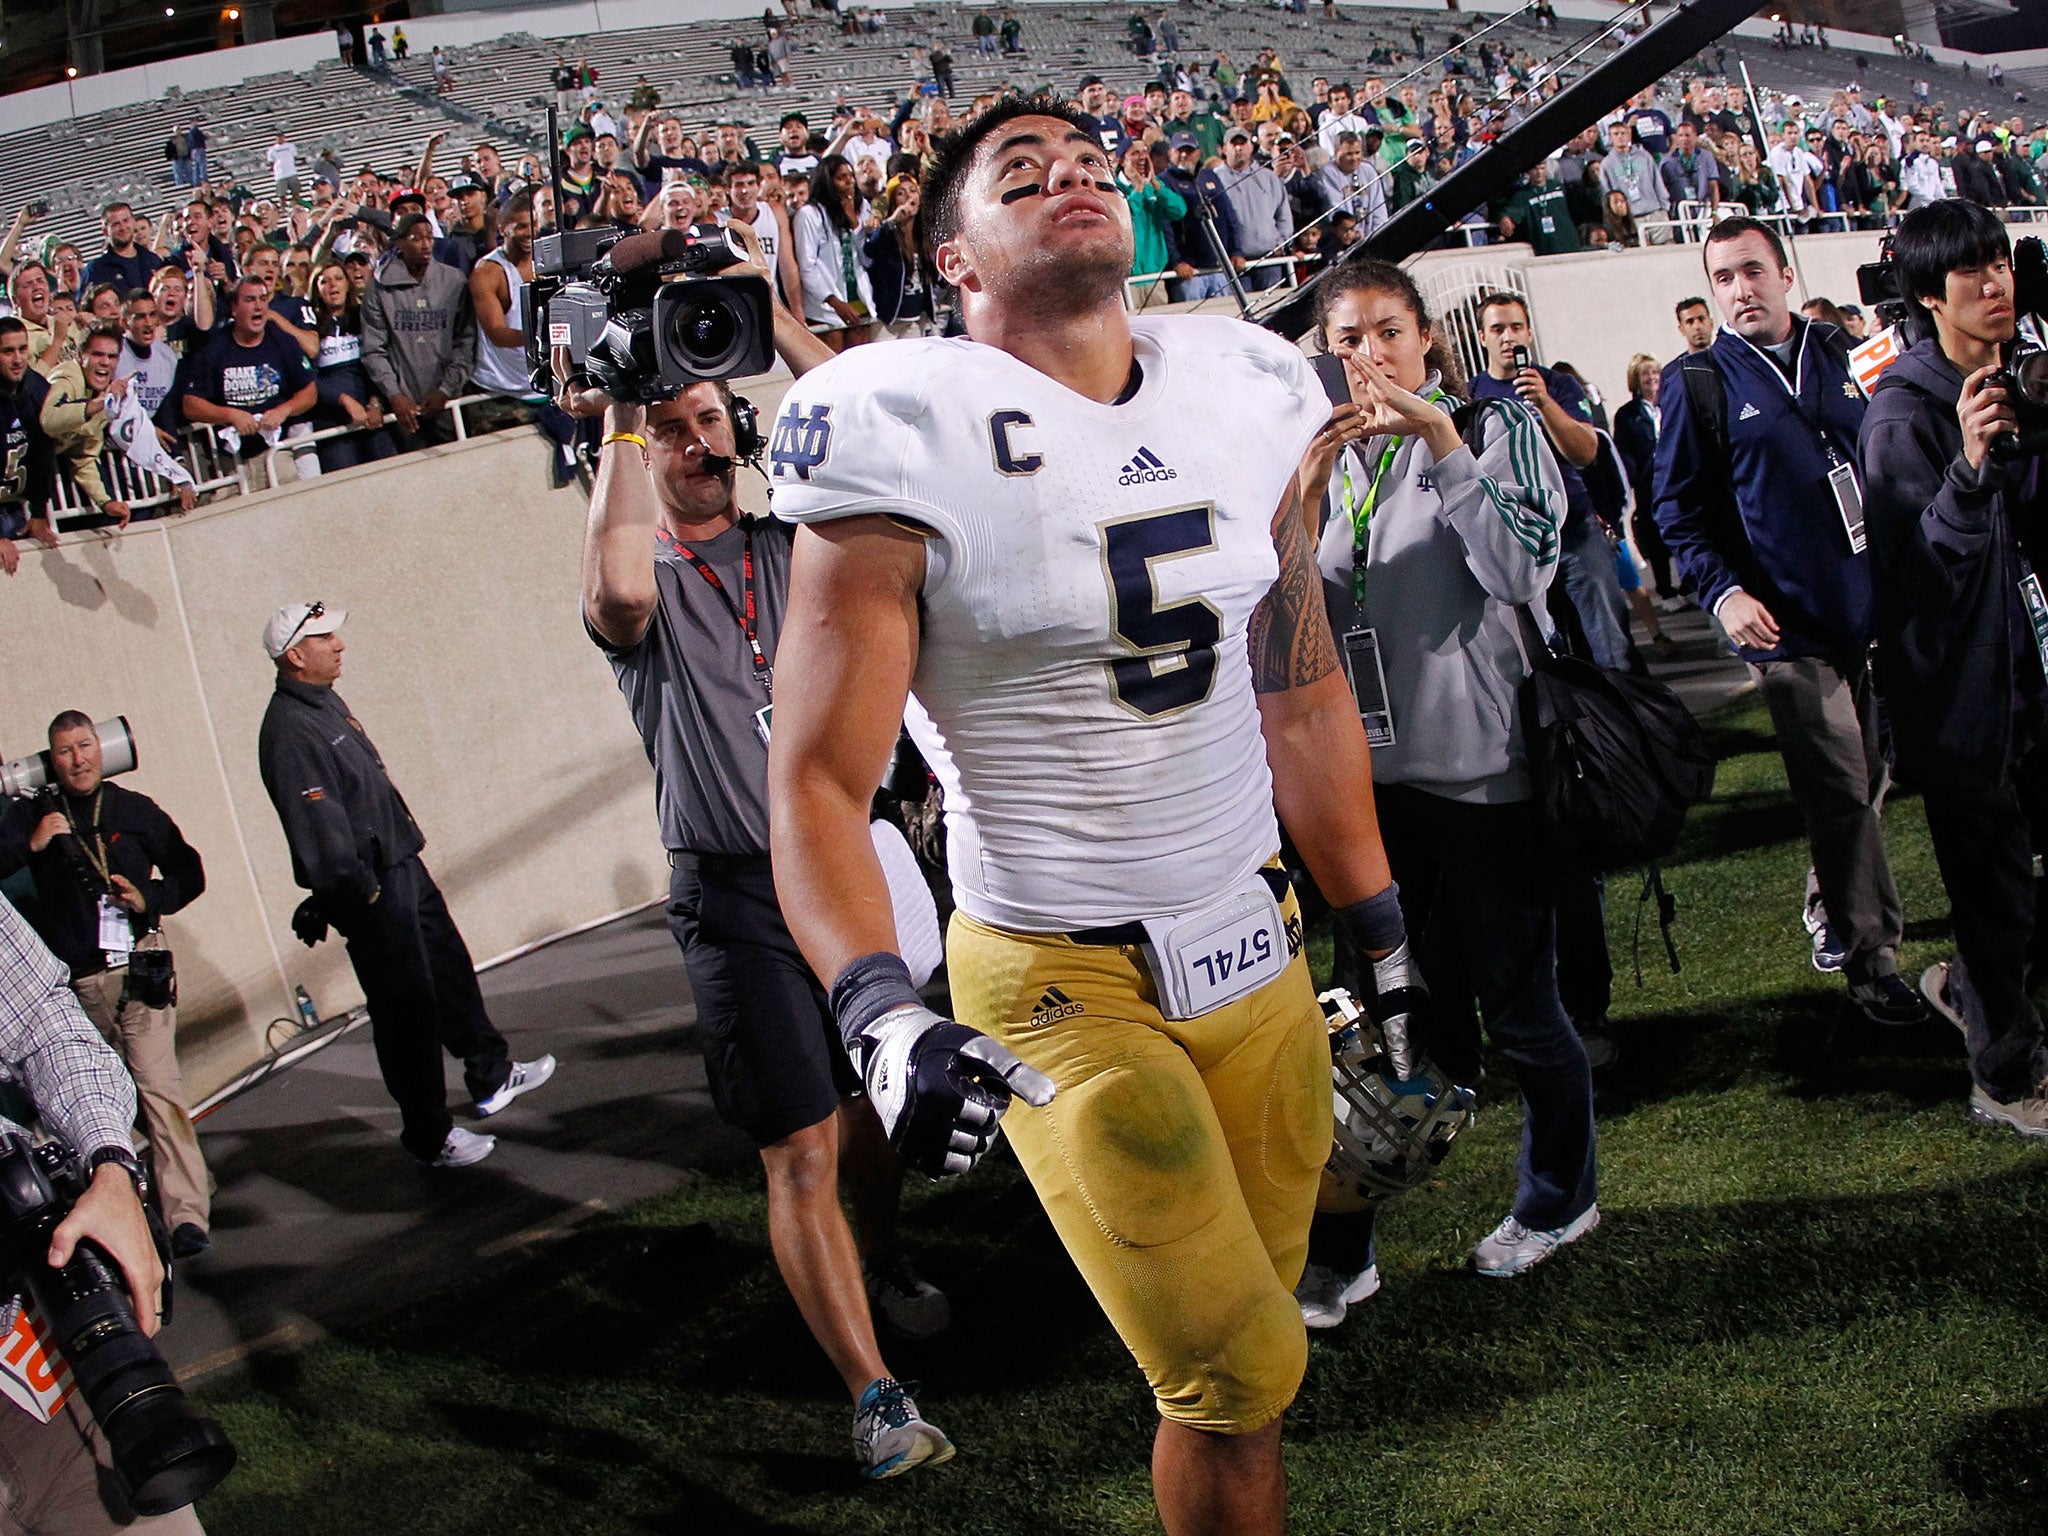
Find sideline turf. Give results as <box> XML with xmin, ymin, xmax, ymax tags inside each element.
<box><xmin>194</xmin><ymin>696</ymin><xmax>2048</xmax><ymax>1535</ymax></box>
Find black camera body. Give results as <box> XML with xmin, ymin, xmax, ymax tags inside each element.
<box><xmin>0</xmin><ymin>1133</ymin><xmax>235</xmax><ymax>1514</ymax></box>
<box><xmin>528</xmin><ymin>223</ymin><xmax>774</xmax><ymax>403</ymax></box>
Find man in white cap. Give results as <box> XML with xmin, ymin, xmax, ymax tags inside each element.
<box><xmin>256</xmin><ymin>602</ymin><xmax>554</xmax><ymax>1167</ymax></box>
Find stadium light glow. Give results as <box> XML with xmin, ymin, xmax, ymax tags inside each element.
<box><xmin>65</xmin><ymin>65</ymin><xmax>78</xmax><ymax>77</ymax></box>
<box><xmin>165</xmin><ymin>6</ymin><xmax>176</xmax><ymax>14</ymax></box>
<box><xmin>226</xmin><ymin>5</ymin><xmax>239</xmax><ymax>16</ymax></box>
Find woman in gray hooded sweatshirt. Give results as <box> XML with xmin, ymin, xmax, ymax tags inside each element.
<box><xmin>1294</xmin><ymin>259</ymin><xmax>1598</xmax><ymax>1316</ymax></box>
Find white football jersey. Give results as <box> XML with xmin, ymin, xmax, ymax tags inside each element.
<box><xmin>771</xmin><ymin>315</ymin><xmax>1329</xmax><ymax>933</ymax></box>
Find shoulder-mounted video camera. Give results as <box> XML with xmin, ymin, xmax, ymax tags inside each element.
<box><xmin>527</xmin><ymin>222</ymin><xmax>774</xmax><ymax>403</ymax></box>
<box><xmin>1862</xmin><ymin>233</ymin><xmax>2048</xmax><ymax>461</ymax></box>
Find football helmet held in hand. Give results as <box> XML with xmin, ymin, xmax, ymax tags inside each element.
<box><xmin>1316</xmin><ymin>987</ymin><xmax>1476</xmax><ymax>1212</ymax></box>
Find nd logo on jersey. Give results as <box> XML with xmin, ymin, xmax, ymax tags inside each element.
<box><xmin>770</xmin><ymin>402</ymin><xmax>834</xmax><ymax>480</ymax></box>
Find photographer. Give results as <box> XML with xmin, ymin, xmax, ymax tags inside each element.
<box><xmin>554</xmin><ymin>276</ymin><xmax>957</xmax><ymax>1477</ymax></box>
<box><xmin>0</xmin><ymin>898</ymin><xmax>179</xmax><ymax>1534</ymax></box>
<box><xmin>1859</xmin><ymin>200</ymin><xmax>2048</xmax><ymax>1139</ymax></box>
<box><xmin>0</xmin><ymin>713</ymin><xmax>213</xmax><ymax>1260</ymax></box>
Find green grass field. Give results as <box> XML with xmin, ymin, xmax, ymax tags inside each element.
<box><xmin>194</xmin><ymin>696</ymin><xmax>2048</xmax><ymax>1535</ymax></box>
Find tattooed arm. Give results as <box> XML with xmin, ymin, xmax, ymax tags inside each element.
<box><xmin>1251</xmin><ymin>483</ymin><xmax>1394</xmax><ymax>907</ymax></box>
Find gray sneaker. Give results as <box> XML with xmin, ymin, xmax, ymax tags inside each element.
<box><xmin>1921</xmin><ymin>963</ymin><xmax>1966</xmax><ymax>1037</ymax></box>
<box><xmin>1295</xmin><ymin>1261</ymin><xmax>1381</xmax><ymax>1329</ymax></box>
<box><xmin>420</xmin><ymin>1127</ymin><xmax>496</xmax><ymax>1168</ymax></box>
<box><xmin>863</xmin><ymin>1251</ymin><xmax>952</xmax><ymax>1340</ymax></box>
<box><xmin>1472</xmin><ymin>1205</ymin><xmax>1600</xmax><ymax>1277</ymax></box>
<box><xmin>1970</xmin><ymin>1083</ymin><xmax>2048</xmax><ymax>1142</ymax></box>
<box><xmin>853</xmin><ymin>1377</ymin><xmax>954</xmax><ymax>1481</ymax></box>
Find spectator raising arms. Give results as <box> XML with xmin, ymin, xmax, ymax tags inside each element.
<box><xmin>180</xmin><ymin>277</ymin><xmax>319</xmax><ymax>484</ymax></box>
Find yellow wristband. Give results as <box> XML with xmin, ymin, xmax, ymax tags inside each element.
<box><xmin>601</xmin><ymin>431</ymin><xmax>648</xmax><ymax>449</ymax></box>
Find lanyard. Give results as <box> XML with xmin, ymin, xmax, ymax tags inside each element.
<box><xmin>62</xmin><ymin>789</ymin><xmax>112</xmax><ymax>886</ymax></box>
<box><xmin>660</xmin><ymin>523</ymin><xmax>772</xmax><ymax>692</ymax></box>
<box><xmin>1339</xmin><ymin>388</ymin><xmax>1447</xmax><ymax>602</ymax></box>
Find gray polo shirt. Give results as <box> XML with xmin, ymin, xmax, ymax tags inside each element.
<box><xmin>593</xmin><ymin>516</ymin><xmax>790</xmax><ymax>856</ymax></box>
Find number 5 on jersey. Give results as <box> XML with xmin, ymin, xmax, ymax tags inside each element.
<box><xmin>1101</xmin><ymin>504</ymin><xmax>1222</xmax><ymax>719</ymax></box>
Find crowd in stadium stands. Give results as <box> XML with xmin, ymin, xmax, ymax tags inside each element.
<box><xmin>0</xmin><ymin>4</ymin><xmax>2044</xmax><ymax>558</ymax></box>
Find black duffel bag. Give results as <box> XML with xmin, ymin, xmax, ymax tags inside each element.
<box><xmin>1516</xmin><ymin>606</ymin><xmax>1717</xmax><ymax>871</ymax></box>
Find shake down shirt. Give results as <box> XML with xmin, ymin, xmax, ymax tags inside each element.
<box><xmin>770</xmin><ymin>314</ymin><xmax>1328</xmax><ymax>933</ymax></box>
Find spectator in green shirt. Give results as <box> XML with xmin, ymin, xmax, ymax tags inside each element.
<box><xmin>1118</xmin><ymin>143</ymin><xmax>1187</xmax><ymax>288</ymax></box>
<box><xmin>1495</xmin><ymin>161</ymin><xmax>1584</xmax><ymax>255</ymax></box>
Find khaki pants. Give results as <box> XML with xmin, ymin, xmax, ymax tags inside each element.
<box><xmin>0</xmin><ymin>1395</ymin><xmax>204</xmax><ymax>1534</ymax></box>
<box><xmin>68</xmin><ymin>969</ymin><xmax>210</xmax><ymax>1235</ymax></box>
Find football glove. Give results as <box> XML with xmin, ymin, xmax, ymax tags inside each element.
<box><xmin>831</xmin><ymin>952</ymin><xmax>1057</xmax><ymax>1179</ymax></box>
<box><xmin>290</xmin><ymin>896</ymin><xmax>329</xmax><ymax>948</ymax></box>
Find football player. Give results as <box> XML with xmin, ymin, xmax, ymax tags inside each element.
<box><xmin>766</xmin><ymin>97</ymin><xmax>1415</xmax><ymax>1535</ymax></box>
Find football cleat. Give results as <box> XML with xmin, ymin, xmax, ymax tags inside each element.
<box><xmin>1316</xmin><ymin>988</ymin><xmax>1476</xmax><ymax>1212</ymax></box>
<box><xmin>1296</xmin><ymin>1262</ymin><xmax>1381</xmax><ymax>1329</ymax></box>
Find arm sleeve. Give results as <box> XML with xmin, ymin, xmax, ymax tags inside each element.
<box><xmin>767</xmin><ymin>352</ymin><xmax>944</xmax><ymax>533</ymax></box>
<box><xmin>38</xmin><ymin>377</ymin><xmax>92</xmax><ymax>441</ymax></box>
<box><xmin>1859</xmin><ymin>390</ymin><xmax>2013</xmax><ymax>669</ymax></box>
<box><xmin>133</xmin><ymin>798</ymin><xmax>205</xmax><ymax>921</ymax></box>
<box><xmin>1433</xmin><ymin>398</ymin><xmax>1564</xmax><ymax>605</ymax></box>
<box><xmin>0</xmin><ymin>900</ymin><xmax>135</xmax><ymax>1161</ymax></box>
<box><xmin>1651</xmin><ymin>360</ymin><xmax>1747</xmax><ymax>613</ymax></box>
<box><xmin>794</xmin><ymin>206</ymin><xmax>843</xmax><ymax>305</ymax></box>
<box><xmin>440</xmin><ymin>282</ymin><xmax>476</xmax><ymax>397</ymax></box>
<box><xmin>266</xmin><ymin>731</ymin><xmax>380</xmax><ymax>906</ymax></box>
<box><xmin>360</xmin><ymin>285</ymin><xmax>401</xmax><ymax>398</ymax></box>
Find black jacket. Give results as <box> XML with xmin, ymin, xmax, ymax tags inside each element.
<box><xmin>257</xmin><ymin>677</ymin><xmax>425</xmax><ymax>905</ymax></box>
<box><xmin>1613</xmin><ymin>396</ymin><xmax>1658</xmax><ymax>508</ymax></box>
<box><xmin>0</xmin><ymin>781</ymin><xmax>205</xmax><ymax>974</ymax></box>
<box><xmin>1858</xmin><ymin>336</ymin><xmax>2046</xmax><ymax>788</ymax></box>
<box><xmin>0</xmin><ymin>372</ymin><xmax>55</xmax><ymax>526</ymax></box>
<box><xmin>861</xmin><ymin>225</ymin><xmax>931</xmax><ymax>326</ymax></box>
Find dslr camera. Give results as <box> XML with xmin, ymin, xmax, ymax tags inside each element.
<box><xmin>1862</xmin><ymin>233</ymin><xmax>2048</xmax><ymax>461</ymax></box>
<box><xmin>0</xmin><ymin>1133</ymin><xmax>235</xmax><ymax>1514</ymax></box>
<box><xmin>529</xmin><ymin>222</ymin><xmax>773</xmax><ymax>402</ymax></box>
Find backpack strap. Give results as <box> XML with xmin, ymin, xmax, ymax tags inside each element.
<box><xmin>1677</xmin><ymin>351</ymin><xmax>1727</xmax><ymax>462</ymax></box>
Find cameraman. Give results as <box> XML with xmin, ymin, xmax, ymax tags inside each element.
<box><xmin>554</xmin><ymin>284</ymin><xmax>959</xmax><ymax>1477</ymax></box>
<box><xmin>0</xmin><ymin>898</ymin><xmax>179</xmax><ymax>1534</ymax></box>
<box><xmin>1859</xmin><ymin>200</ymin><xmax>2048</xmax><ymax>1140</ymax></box>
<box><xmin>0</xmin><ymin>714</ymin><xmax>213</xmax><ymax>1261</ymax></box>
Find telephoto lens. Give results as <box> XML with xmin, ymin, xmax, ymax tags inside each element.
<box><xmin>0</xmin><ymin>1135</ymin><xmax>236</xmax><ymax>1515</ymax></box>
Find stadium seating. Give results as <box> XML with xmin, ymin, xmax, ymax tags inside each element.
<box><xmin>4</xmin><ymin>1</ymin><xmax>2024</xmax><ymax>262</ymax></box>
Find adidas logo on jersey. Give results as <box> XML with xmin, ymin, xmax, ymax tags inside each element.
<box><xmin>1118</xmin><ymin>446</ymin><xmax>1177</xmax><ymax>486</ymax></box>
<box><xmin>1030</xmin><ymin>985</ymin><xmax>1084</xmax><ymax>1026</ymax></box>
<box><xmin>1737</xmin><ymin>402</ymin><xmax>1762</xmax><ymax>421</ymax></box>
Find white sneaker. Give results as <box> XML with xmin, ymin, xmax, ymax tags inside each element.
<box><xmin>1471</xmin><ymin>1205</ymin><xmax>1600</xmax><ymax>1277</ymax></box>
<box><xmin>1970</xmin><ymin>1082</ymin><xmax>2048</xmax><ymax>1141</ymax></box>
<box><xmin>853</xmin><ymin>1377</ymin><xmax>955</xmax><ymax>1480</ymax></box>
<box><xmin>422</xmin><ymin>1126</ymin><xmax>496</xmax><ymax>1168</ymax></box>
<box><xmin>1295</xmin><ymin>1262</ymin><xmax>1381</xmax><ymax>1329</ymax></box>
<box><xmin>864</xmin><ymin>1252</ymin><xmax>952</xmax><ymax>1340</ymax></box>
<box><xmin>475</xmin><ymin>1055</ymin><xmax>556</xmax><ymax>1117</ymax></box>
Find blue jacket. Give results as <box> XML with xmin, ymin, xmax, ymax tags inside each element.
<box><xmin>1858</xmin><ymin>335</ymin><xmax>2046</xmax><ymax>788</ymax></box>
<box><xmin>1651</xmin><ymin>318</ymin><xmax>1872</xmax><ymax>661</ymax></box>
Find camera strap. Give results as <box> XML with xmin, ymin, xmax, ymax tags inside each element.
<box><xmin>661</xmin><ymin>522</ymin><xmax>772</xmax><ymax>696</ymax></box>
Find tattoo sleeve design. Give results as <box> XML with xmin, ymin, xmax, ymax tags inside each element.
<box><xmin>1249</xmin><ymin>491</ymin><xmax>1342</xmax><ymax>693</ymax></box>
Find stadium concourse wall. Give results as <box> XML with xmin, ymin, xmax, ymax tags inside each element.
<box><xmin>0</xmin><ymin>381</ymin><xmax>791</xmax><ymax>1106</ymax></box>
<box><xmin>1409</xmin><ymin>226</ymin><xmax>1890</xmax><ymax>410</ymax></box>
<box><xmin>0</xmin><ymin>228</ymin><xmax>1879</xmax><ymax>1102</ymax></box>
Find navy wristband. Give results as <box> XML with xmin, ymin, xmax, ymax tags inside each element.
<box><xmin>1334</xmin><ymin>883</ymin><xmax>1405</xmax><ymax>956</ymax></box>
<box><xmin>828</xmin><ymin>951</ymin><xmax>924</xmax><ymax>1047</ymax></box>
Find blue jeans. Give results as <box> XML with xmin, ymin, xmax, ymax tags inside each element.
<box><xmin>1170</xmin><ymin>270</ymin><xmax>1230</xmax><ymax>302</ymax></box>
<box><xmin>1560</xmin><ymin>514</ymin><xmax>1631</xmax><ymax>672</ymax></box>
<box><xmin>1374</xmin><ymin>782</ymin><xmax>1598</xmax><ymax>1229</ymax></box>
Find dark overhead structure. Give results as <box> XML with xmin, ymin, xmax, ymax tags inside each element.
<box><xmin>1258</xmin><ymin>0</ymin><xmax>1777</xmax><ymax>339</ymax></box>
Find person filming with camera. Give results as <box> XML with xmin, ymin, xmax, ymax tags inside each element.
<box><xmin>553</xmin><ymin>243</ymin><xmax>964</xmax><ymax>1479</ymax></box>
<box><xmin>1858</xmin><ymin>200</ymin><xmax>2048</xmax><ymax>1140</ymax></box>
<box><xmin>0</xmin><ymin>713</ymin><xmax>214</xmax><ymax>1262</ymax></box>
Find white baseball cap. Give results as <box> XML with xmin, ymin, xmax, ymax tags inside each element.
<box><xmin>263</xmin><ymin>600</ymin><xmax>346</xmax><ymax>659</ymax></box>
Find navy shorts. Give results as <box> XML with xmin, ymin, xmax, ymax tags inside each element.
<box><xmin>666</xmin><ymin>852</ymin><xmax>858</xmax><ymax>1147</ymax></box>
